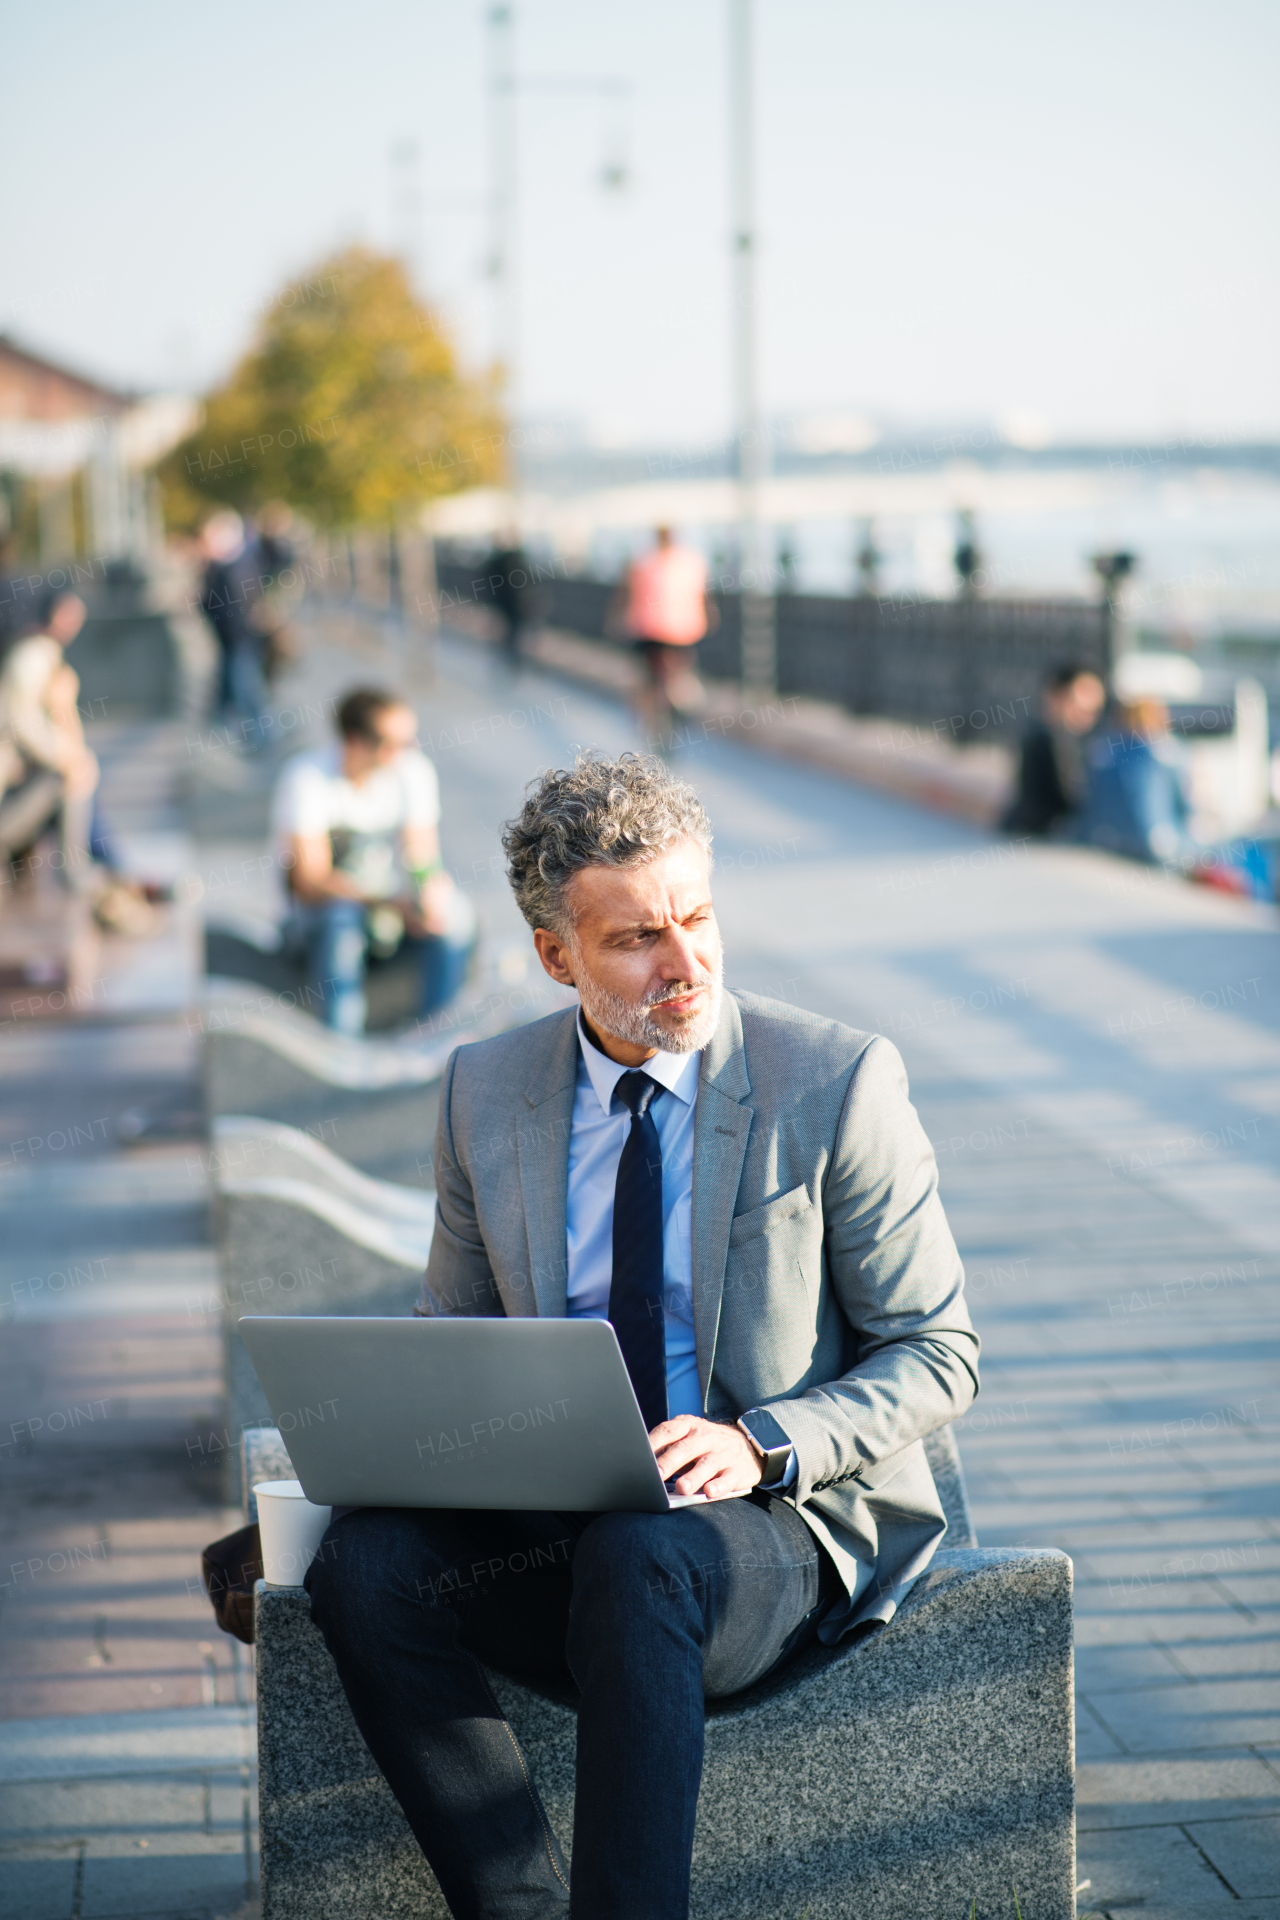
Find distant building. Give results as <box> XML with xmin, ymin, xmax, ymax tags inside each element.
<box><xmin>0</xmin><ymin>335</ymin><xmax>131</xmax><ymax>423</ymax></box>
<box><xmin>0</xmin><ymin>335</ymin><xmax>194</xmax><ymax>570</ymax></box>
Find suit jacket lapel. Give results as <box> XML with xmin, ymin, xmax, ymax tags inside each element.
<box><xmin>691</xmin><ymin>991</ymin><xmax>752</xmax><ymax>1396</ymax></box>
<box><xmin>516</xmin><ymin>1008</ymin><xmax>578</xmax><ymax>1319</ymax></box>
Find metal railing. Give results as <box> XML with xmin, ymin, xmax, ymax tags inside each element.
<box><xmin>433</xmin><ymin>556</ymin><xmax>1109</xmax><ymax>741</ymax></box>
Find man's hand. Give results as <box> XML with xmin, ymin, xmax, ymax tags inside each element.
<box><xmin>649</xmin><ymin>1415</ymin><xmax>762</xmax><ymax>1500</ymax></box>
<box><xmin>401</xmin><ymin>869</ymin><xmax>456</xmax><ymax>938</ymax></box>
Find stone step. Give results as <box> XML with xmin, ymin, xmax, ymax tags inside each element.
<box><xmin>0</xmin><ymin>1706</ymin><xmax>255</xmax><ymax>1784</ymax></box>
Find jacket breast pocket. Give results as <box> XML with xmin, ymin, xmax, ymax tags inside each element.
<box><xmin>729</xmin><ymin>1183</ymin><xmax>813</xmax><ymax>1248</ymax></box>
<box><xmin>721</xmin><ymin>1185</ymin><xmax>821</xmax><ymax>1386</ymax></box>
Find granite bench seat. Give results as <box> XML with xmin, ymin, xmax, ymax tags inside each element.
<box><xmin>243</xmin><ymin>1429</ymin><xmax>1075</xmax><ymax>1920</ymax></box>
<box><xmin>211</xmin><ymin>1114</ymin><xmax>442</xmax><ymax>1228</ymax></box>
<box><xmin>205</xmin><ymin>916</ymin><xmax>432</xmax><ymax>1033</ymax></box>
<box><xmin>218</xmin><ymin>1124</ymin><xmax>436</xmax><ymax>1496</ymax></box>
<box><xmin>201</xmin><ymin>969</ymin><xmax>573</xmax><ymax>1182</ymax></box>
<box><xmin>201</xmin><ymin>988</ymin><xmax>460</xmax><ymax>1182</ymax></box>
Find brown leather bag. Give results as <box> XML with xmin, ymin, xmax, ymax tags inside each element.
<box><xmin>201</xmin><ymin>1522</ymin><xmax>263</xmax><ymax>1645</ymax></box>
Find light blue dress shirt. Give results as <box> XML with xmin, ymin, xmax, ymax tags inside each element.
<box><xmin>567</xmin><ymin>1013</ymin><xmax>704</xmax><ymax>1419</ymax></box>
<box><xmin>565</xmin><ymin>1014</ymin><xmax>797</xmax><ymax>1488</ymax></box>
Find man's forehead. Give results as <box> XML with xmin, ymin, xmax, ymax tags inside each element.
<box><xmin>570</xmin><ymin>842</ymin><xmax>712</xmax><ymax>922</ymax></box>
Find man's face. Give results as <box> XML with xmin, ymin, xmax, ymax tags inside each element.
<box><xmin>46</xmin><ymin>595</ymin><xmax>86</xmax><ymax>645</ymax></box>
<box><xmin>343</xmin><ymin>703</ymin><xmax>417</xmax><ymax>780</ymax></box>
<box><xmin>200</xmin><ymin>513</ymin><xmax>244</xmax><ymax>563</ymax></box>
<box><xmin>534</xmin><ymin>837</ymin><xmax>722</xmax><ymax>1059</ymax></box>
<box><xmin>1051</xmin><ymin>673</ymin><xmax>1106</xmax><ymax>734</ymax></box>
<box><xmin>371</xmin><ymin>704</ymin><xmax>418</xmax><ymax>762</ymax></box>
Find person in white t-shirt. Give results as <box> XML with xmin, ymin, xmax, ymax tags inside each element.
<box><xmin>272</xmin><ymin>687</ymin><xmax>475</xmax><ymax>1033</ymax></box>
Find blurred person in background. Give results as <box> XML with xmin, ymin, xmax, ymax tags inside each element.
<box><xmin>251</xmin><ymin>501</ymin><xmax>302</xmax><ymax>685</ymax></box>
<box><xmin>0</xmin><ymin>587</ymin><xmax>160</xmax><ymax>932</ymax></box>
<box><xmin>198</xmin><ymin>509</ymin><xmax>270</xmax><ymax>740</ymax></box>
<box><xmin>273</xmin><ymin>686</ymin><xmax>476</xmax><ymax>1034</ymax></box>
<box><xmin>1076</xmin><ymin>696</ymin><xmax>1279</xmax><ymax>899</ymax></box>
<box><xmin>1002</xmin><ymin>661</ymin><xmax>1106</xmax><ymax>836</ymax></box>
<box><xmin>479</xmin><ymin>529</ymin><xmax>535</xmax><ymax>666</ymax></box>
<box><xmin>255</xmin><ymin>500</ymin><xmax>295</xmax><ymax>579</ymax></box>
<box><xmin>612</xmin><ymin>526</ymin><xmax>717</xmax><ymax>744</ymax></box>
<box><xmin>1075</xmin><ymin>696</ymin><xmax>1190</xmax><ymax>863</ymax></box>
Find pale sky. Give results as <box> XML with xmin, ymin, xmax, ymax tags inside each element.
<box><xmin>4</xmin><ymin>0</ymin><xmax>1277</xmax><ymax>446</ymax></box>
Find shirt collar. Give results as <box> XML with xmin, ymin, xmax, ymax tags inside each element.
<box><xmin>575</xmin><ymin>1009</ymin><xmax>701</xmax><ymax>1117</ymax></box>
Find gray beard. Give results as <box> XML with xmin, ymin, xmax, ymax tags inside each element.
<box><xmin>574</xmin><ymin>950</ymin><xmax>724</xmax><ymax>1055</ymax></box>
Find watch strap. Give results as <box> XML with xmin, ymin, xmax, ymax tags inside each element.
<box><xmin>738</xmin><ymin>1408</ymin><xmax>793</xmax><ymax>1489</ymax></box>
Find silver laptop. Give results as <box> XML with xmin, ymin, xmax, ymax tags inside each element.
<box><xmin>238</xmin><ymin>1315</ymin><xmax>743</xmax><ymax>1513</ymax></box>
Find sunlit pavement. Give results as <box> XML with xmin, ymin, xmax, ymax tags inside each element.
<box><xmin>0</xmin><ymin>721</ymin><xmax>254</xmax><ymax>1916</ymax></box>
<box><xmin>1</xmin><ymin>616</ymin><xmax>1276</xmax><ymax>1917</ymax></box>
<box><xmin>431</xmin><ymin>632</ymin><xmax>1280</xmax><ymax>1916</ymax></box>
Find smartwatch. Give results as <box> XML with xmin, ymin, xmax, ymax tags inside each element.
<box><xmin>737</xmin><ymin>1408</ymin><xmax>793</xmax><ymax>1490</ymax></box>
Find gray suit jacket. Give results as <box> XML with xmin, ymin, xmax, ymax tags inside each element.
<box><xmin>419</xmin><ymin>989</ymin><xmax>980</xmax><ymax>1639</ymax></box>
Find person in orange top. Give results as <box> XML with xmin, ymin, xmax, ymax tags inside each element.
<box><xmin>613</xmin><ymin>528</ymin><xmax>718</xmax><ymax>743</ymax></box>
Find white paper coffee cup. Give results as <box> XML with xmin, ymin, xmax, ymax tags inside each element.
<box><xmin>254</xmin><ymin>1479</ymin><xmax>333</xmax><ymax>1589</ymax></box>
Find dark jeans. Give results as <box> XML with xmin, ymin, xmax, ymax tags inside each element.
<box><xmin>306</xmin><ymin>1496</ymin><xmax>833</xmax><ymax>1919</ymax></box>
<box><xmin>293</xmin><ymin>897</ymin><xmax>474</xmax><ymax>1034</ymax></box>
<box><xmin>211</xmin><ymin>625</ymin><xmax>270</xmax><ymax>743</ymax></box>
<box><xmin>495</xmin><ymin>605</ymin><xmax>526</xmax><ymax>662</ymax></box>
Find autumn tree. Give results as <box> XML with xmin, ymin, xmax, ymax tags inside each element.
<box><xmin>161</xmin><ymin>246</ymin><xmax>503</xmax><ymax>530</ymax></box>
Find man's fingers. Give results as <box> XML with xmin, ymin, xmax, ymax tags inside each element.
<box><xmin>672</xmin><ymin>1465</ymin><xmax>715</xmax><ymax>1495</ymax></box>
<box><xmin>650</xmin><ymin>1428</ymin><xmax>703</xmax><ymax>1469</ymax></box>
<box><xmin>656</xmin><ymin>1431</ymin><xmax>720</xmax><ymax>1468</ymax></box>
<box><xmin>667</xmin><ymin>1444</ymin><xmax>740</xmax><ymax>1492</ymax></box>
<box><xmin>657</xmin><ymin>1436</ymin><xmax>717</xmax><ymax>1479</ymax></box>
<box><xmin>653</xmin><ymin>1418</ymin><xmax>757</xmax><ymax>1496</ymax></box>
<box><xmin>655</xmin><ymin>1442</ymin><xmax>708</xmax><ymax>1481</ymax></box>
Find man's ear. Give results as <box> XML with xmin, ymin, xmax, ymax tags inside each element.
<box><xmin>533</xmin><ymin>927</ymin><xmax>575</xmax><ymax>986</ymax></box>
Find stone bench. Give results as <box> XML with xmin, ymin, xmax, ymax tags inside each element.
<box><xmin>244</xmin><ymin>1426</ymin><xmax>296</xmax><ymax>1521</ymax></box>
<box><xmin>204</xmin><ymin>915</ymin><xmax>442</xmax><ymax>1033</ymax></box>
<box><xmin>200</xmin><ymin>972</ymin><xmax>572</xmax><ymax>1183</ymax></box>
<box><xmin>218</xmin><ymin>1121</ymin><xmax>435</xmax><ymax>1497</ymax></box>
<box><xmin>211</xmin><ymin>1113</ymin><xmax>441</xmax><ymax>1232</ymax></box>
<box><xmin>201</xmin><ymin>988</ymin><xmax>458</xmax><ymax>1183</ymax></box>
<box><xmin>244</xmin><ymin>1428</ymin><xmax>1075</xmax><ymax>1920</ymax></box>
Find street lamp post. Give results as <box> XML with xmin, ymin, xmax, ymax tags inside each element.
<box><xmin>486</xmin><ymin>6</ymin><xmax>630</xmax><ymax>530</ymax></box>
<box><xmin>1091</xmin><ymin>550</ymin><xmax>1137</xmax><ymax>686</ymax></box>
<box><xmin>487</xmin><ymin>5</ymin><xmax>520</xmax><ymax>473</ymax></box>
<box><xmin>730</xmin><ymin>0</ymin><xmax>774</xmax><ymax>696</ymax></box>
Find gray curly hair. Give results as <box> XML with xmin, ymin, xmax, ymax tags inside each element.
<box><xmin>501</xmin><ymin>752</ymin><xmax>713</xmax><ymax>936</ymax></box>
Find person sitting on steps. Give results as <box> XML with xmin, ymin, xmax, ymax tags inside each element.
<box><xmin>273</xmin><ymin>686</ymin><xmax>476</xmax><ymax>1034</ymax></box>
<box><xmin>0</xmin><ymin>586</ymin><xmax>161</xmax><ymax>934</ymax></box>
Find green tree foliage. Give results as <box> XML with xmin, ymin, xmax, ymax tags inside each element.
<box><xmin>161</xmin><ymin>247</ymin><xmax>503</xmax><ymax>530</ymax></box>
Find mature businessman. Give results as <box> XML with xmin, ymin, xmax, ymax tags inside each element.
<box><xmin>308</xmin><ymin>752</ymin><xmax>979</xmax><ymax>1919</ymax></box>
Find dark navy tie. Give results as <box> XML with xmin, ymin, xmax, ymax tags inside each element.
<box><xmin>609</xmin><ymin>1070</ymin><xmax>668</xmax><ymax>1432</ymax></box>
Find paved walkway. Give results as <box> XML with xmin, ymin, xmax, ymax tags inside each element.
<box><xmin>420</xmin><ymin>632</ymin><xmax>1280</xmax><ymax>1918</ymax></box>
<box><xmin>1</xmin><ymin>611</ymin><xmax>1276</xmax><ymax>1918</ymax></box>
<box><xmin>0</xmin><ymin>720</ymin><xmax>254</xmax><ymax>1920</ymax></box>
